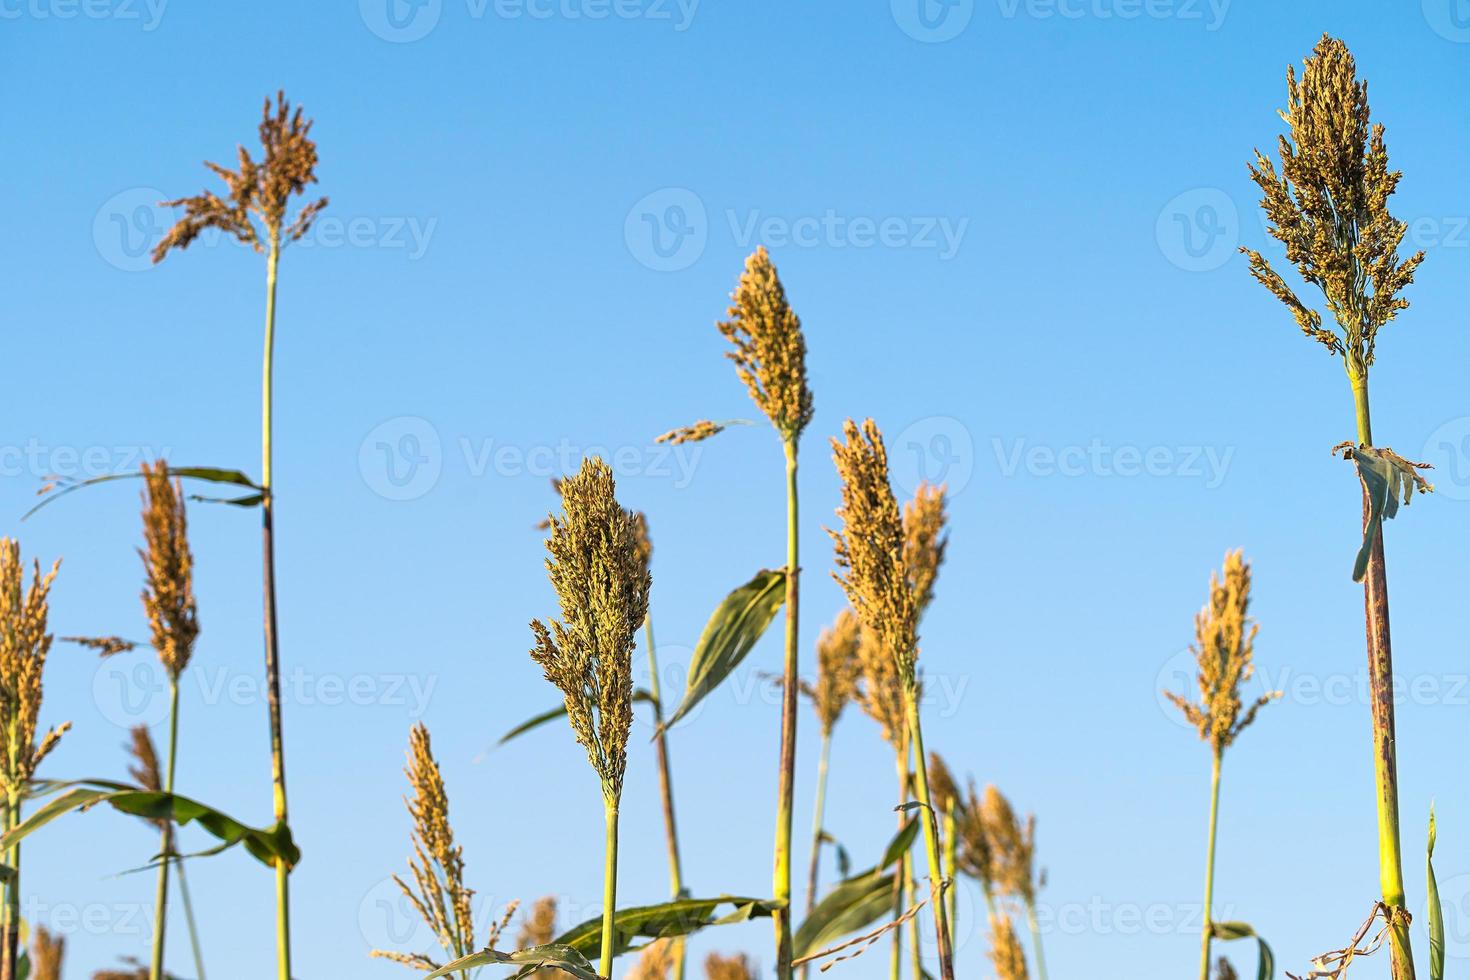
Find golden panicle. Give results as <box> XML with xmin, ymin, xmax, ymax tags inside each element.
<box><xmin>1216</xmin><ymin>957</ymin><xmax>1239</xmax><ymax>980</ymax></box>
<box><xmin>657</xmin><ymin>420</ymin><xmax>726</xmax><ymax>445</ymax></box>
<box><xmin>625</xmin><ymin>938</ymin><xmax>675</xmax><ymax>980</ymax></box>
<box><xmin>987</xmin><ymin>914</ymin><xmax>1030</xmax><ymax>980</ymax></box>
<box><xmin>903</xmin><ymin>483</ymin><xmax>948</xmax><ymax>616</ymax></box>
<box><xmin>371</xmin><ymin>722</ymin><xmax>491</xmax><ymax>970</ymax></box>
<box><xmin>518</xmin><ymin>895</ymin><xmax>559</xmax><ymax>949</ymax></box>
<box><xmin>805</xmin><ymin>609</ymin><xmax>861</xmax><ymax>735</ymax></box>
<box><xmin>980</xmin><ymin>785</ymin><xmax>1038</xmax><ymax>907</ymax></box>
<box><xmin>704</xmin><ymin>952</ymin><xmax>756</xmax><ymax>980</ymax></box>
<box><xmin>631</xmin><ymin>511</ymin><xmax>654</xmax><ymax>580</ymax></box>
<box><xmin>62</xmin><ymin>635</ymin><xmax>138</xmax><ymax>658</ymax></box>
<box><xmin>716</xmin><ymin>247</ymin><xmax>813</xmax><ymax>441</ymax></box>
<box><xmin>830</xmin><ymin>419</ymin><xmax>920</xmax><ymax>683</ymax></box>
<box><xmin>140</xmin><ymin>462</ymin><xmax>199</xmax><ymax>680</ymax></box>
<box><xmin>1242</xmin><ymin>35</ymin><xmax>1424</xmax><ymax>378</ymax></box>
<box><xmin>30</xmin><ymin>926</ymin><xmax>63</xmax><ymax>980</ymax></box>
<box><xmin>91</xmin><ymin>960</ymin><xmax>149</xmax><ymax>980</ymax></box>
<box><xmin>153</xmin><ymin>90</ymin><xmax>328</xmax><ymax>261</ymax></box>
<box><xmin>955</xmin><ymin>778</ymin><xmax>995</xmax><ymax>888</ymax></box>
<box><xmin>530</xmin><ymin>457</ymin><xmax>650</xmax><ymax>802</ymax></box>
<box><xmin>0</xmin><ymin>538</ymin><xmax>69</xmax><ymax>795</ymax></box>
<box><xmin>1164</xmin><ymin>551</ymin><xmax>1280</xmax><ymax>755</ymax></box>
<box><xmin>926</xmin><ymin>752</ymin><xmax>959</xmax><ymax>816</ymax></box>
<box><xmin>854</xmin><ymin>626</ymin><xmax>906</xmax><ymax>751</ymax></box>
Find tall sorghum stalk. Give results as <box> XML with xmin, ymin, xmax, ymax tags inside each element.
<box><xmin>926</xmin><ymin>753</ymin><xmax>961</xmax><ymax>953</ymax></box>
<box><xmin>139</xmin><ymin>463</ymin><xmax>201</xmax><ymax>980</ymax></box>
<box><xmin>153</xmin><ymin>91</ymin><xmax>327</xmax><ymax>980</ymax></box>
<box><xmin>831</xmin><ymin>420</ymin><xmax>954</xmax><ymax>980</ymax></box>
<box><xmin>530</xmin><ymin>458</ymin><xmax>650</xmax><ymax>978</ymax></box>
<box><xmin>633</xmin><ymin>514</ymin><xmax>689</xmax><ymax>980</ymax></box>
<box><xmin>1241</xmin><ymin>35</ymin><xmax>1427</xmax><ymax>979</ymax></box>
<box><xmin>800</xmin><ymin>609</ymin><xmax>859</xmax><ymax>980</ymax></box>
<box><xmin>371</xmin><ymin>724</ymin><xmax>517</xmax><ymax>977</ymax></box>
<box><xmin>0</xmin><ymin>540</ymin><xmax>67</xmax><ymax>980</ymax></box>
<box><xmin>1163</xmin><ymin>551</ymin><xmax>1277</xmax><ymax>980</ymax></box>
<box><xmin>978</xmin><ymin>786</ymin><xmax>1048</xmax><ymax>980</ymax></box>
<box><xmin>712</xmin><ymin>246</ymin><xmax>813</xmax><ymax>980</ymax></box>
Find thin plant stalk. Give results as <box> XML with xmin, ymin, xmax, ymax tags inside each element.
<box><xmin>889</xmin><ymin>746</ymin><xmax>907</xmax><ymax>980</ymax></box>
<box><xmin>941</xmin><ymin>805</ymin><xmax>957</xmax><ymax>951</ymax></box>
<box><xmin>1</xmin><ymin>791</ymin><xmax>18</xmax><ymax>980</ymax></box>
<box><xmin>1026</xmin><ymin>903</ymin><xmax>1047</xmax><ymax>980</ymax></box>
<box><xmin>601</xmin><ymin>801</ymin><xmax>620</xmax><ymax>979</ymax></box>
<box><xmin>175</xmin><ymin>859</ymin><xmax>207</xmax><ymax>980</ymax></box>
<box><xmin>1197</xmin><ymin>751</ymin><xmax>1222</xmax><ymax>980</ymax></box>
<box><xmin>772</xmin><ymin>436</ymin><xmax>800</xmax><ymax>980</ymax></box>
<box><xmin>644</xmin><ymin>615</ymin><xmax>686</xmax><ymax>980</ymax></box>
<box><xmin>904</xmin><ymin>694</ymin><xmax>955</xmax><ymax>980</ymax></box>
<box><xmin>150</xmin><ymin>681</ymin><xmax>181</xmax><ymax>980</ymax></box>
<box><xmin>800</xmin><ymin>729</ymin><xmax>832</xmax><ymax>980</ymax></box>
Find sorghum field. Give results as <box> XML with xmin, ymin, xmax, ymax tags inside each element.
<box><xmin>4</xmin><ymin>4</ymin><xmax>1469</xmax><ymax>979</ymax></box>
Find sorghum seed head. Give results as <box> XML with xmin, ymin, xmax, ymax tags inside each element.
<box><xmin>717</xmin><ymin>247</ymin><xmax>813</xmax><ymax>441</ymax></box>
<box><xmin>804</xmin><ymin>609</ymin><xmax>861</xmax><ymax>735</ymax></box>
<box><xmin>140</xmin><ymin>462</ymin><xmax>199</xmax><ymax>681</ymax></box>
<box><xmin>657</xmin><ymin>420</ymin><xmax>726</xmax><ymax>445</ymax></box>
<box><xmin>0</xmin><ymin>538</ymin><xmax>68</xmax><ymax>793</ymax></box>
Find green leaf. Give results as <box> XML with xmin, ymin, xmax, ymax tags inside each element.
<box><xmin>24</xmin><ymin>466</ymin><xmax>262</xmax><ymax>520</ymax></box>
<box><xmin>427</xmin><ymin>943</ymin><xmax>602</xmax><ymax>980</ymax></box>
<box><xmin>500</xmin><ymin>690</ymin><xmax>656</xmax><ymax>746</ymax></box>
<box><xmin>552</xmin><ymin>896</ymin><xmax>782</xmax><ymax>963</ymax></box>
<box><xmin>658</xmin><ymin>569</ymin><xmax>787</xmax><ymax>733</ymax></box>
<box><xmin>1337</xmin><ymin>444</ymin><xmax>1433</xmax><ymax>583</ymax></box>
<box><xmin>794</xmin><ymin>818</ymin><xmax>919</xmax><ymax>959</ymax></box>
<box><xmin>1429</xmin><ymin>804</ymin><xmax>1445</xmax><ymax>980</ymax></box>
<box><xmin>1210</xmin><ymin>921</ymin><xmax>1274</xmax><ymax>980</ymax></box>
<box><xmin>1</xmin><ymin>784</ymin><xmax>299</xmax><ymax>871</ymax></box>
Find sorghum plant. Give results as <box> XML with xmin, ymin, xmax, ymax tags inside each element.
<box><xmin>801</xmin><ymin>609</ymin><xmax>860</xmax><ymax>935</ymax></box>
<box><xmin>830</xmin><ymin>420</ymin><xmax>954</xmax><ymax>980</ymax></box>
<box><xmin>705</xmin><ymin>952</ymin><xmax>756</xmax><ymax>980</ymax></box>
<box><xmin>153</xmin><ymin>91</ymin><xmax>327</xmax><ymax>980</ymax></box>
<box><xmin>1242</xmin><ymin>36</ymin><xmax>1428</xmax><ymax>976</ymax></box>
<box><xmin>0</xmin><ymin>539</ymin><xmax>67</xmax><ymax>980</ymax></box>
<box><xmin>987</xmin><ymin>914</ymin><xmax>1029</xmax><ymax>980</ymax></box>
<box><xmin>1164</xmin><ymin>551</ymin><xmax>1276</xmax><ymax>980</ymax></box>
<box><xmin>979</xmin><ymin>786</ymin><xmax>1047</xmax><ymax>980</ymax></box>
<box><xmin>530</xmin><ymin>457</ymin><xmax>650</xmax><ymax>978</ymax></box>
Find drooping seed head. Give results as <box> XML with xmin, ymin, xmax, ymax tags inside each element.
<box><xmin>987</xmin><ymin>914</ymin><xmax>1029</xmax><ymax>980</ymax></box>
<box><xmin>530</xmin><ymin>457</ymin><xmax>650</xmax><ymax>802</ymax></box>
<box><xmin>657</xmin><ymin>420</ymin><xmax>726</xmax><ymax>445</ymax></box>
<box><xmin>704</xmin><ymin>952</ymin><xmax>756</xmax><ymax>980</ymax></box>
<box><xmin>903</xmin><ymin>483</ymin><xmax>948</xmax><ymax>617</ymax></box>
<box><xmin>153</xmin><ymin>90</ymin><xmax>328</xmax><ymax>260</ymax></box>
<box><xmin>980</xmin><ymin>784</ymin><xmax>1039</xmax><ymax>907</ymax></box>
<box><xmin>0</xmin><ymin>538</ymin><xmax>68</xmax><ymax>794</ymax></box>
<box><xmin>830</xmin><ymin>419</ymin><xmax>920</xmax><ymax>683</ymax></box>
<box><xmin>63</xmin><ymin>635</ymin><xmax>137</xmax><ymax>658</ymax></box>
<box><xmin>1242</xmin><ymin>35</ymin><xmax>1423</xmax><ymax>379</ymax></box>
<box><xmin>140</xmin><ymin>462</ymin><xmax>199</xmax><ymax>681</ymax></box>
<box><xmin>717</xmin><ymin>247</ymin><xmax>813</xmax><ymax>442</ymax></box>
<box><xmin>1164</xmin><ymin>550</ymin><xmax>1280</xmax><ymax>755</ymax></box>
<box><xmin>804</xmin><ymin>609</ymin><xmax>861</xmax><ymax>736</ymax></box>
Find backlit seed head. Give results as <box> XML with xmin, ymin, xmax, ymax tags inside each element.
<box><xmin>1164</xmin><ymin>550</ymin><xmax>1280</xmax><ymax>755</ymax></box>
<box><xmin>626</xmin><ymin>938</ymin><xmax>675</xmax><ymax>980</ymax></box>
<box><xmin>1216</xmin><ymin>957</ymin><xmax>1239</xmax><ymax>980</ymax></box>
<box><xmin>926</xmin><ymin>752</ymin><xmax>959</xmax><ymax>816</ymax></box>
<box><xmin>704</xmin><ymin>952</ymin><xmax>756</xmax><ymax>980</ymax></box>
<box><xmin>657</xmin><ymin>420</ymin><xmax>726</xmax><ymax>445</ymax></box>
<box><xmin>62</xmin><ymin>635</ymin><xmax>137</xmax><ymax>658</ymax></box>
<box><xmin>140</xmin><ymin>462</ymin><xmax>199</xmax><ymax>681</ymax></box>
<box><xmin>0</xmin><ymin>538</ymin><xmax>68</xmax><ymax>794</ymax></box>
<box><xmin>803</xmin><ymin>609</ymin><xmax>861</xmax><ymax>736</ymax></box>
<box><xmin>126</xmin><ymin>724</ymin><xmax>167</xmax><ymax>831</ymax></box>
<box><xmin>980</xmin><ymin>785</ymin><xmax>1039</xmax><ymax>907</ymax></box>
<box><xmin>518</xmin><ymin>896</ymin><xmax>560</xmax><ymax>955</ymax></box>
<box><xmin>30</xmin><ymin>928</ymin><xmax>63</xmax><ymax>980</ymax></box>
<box><xmin>903</xmin><ymin>483</ymin><xmax>948</xmax><ymax>617</ymax></box>
<box><xmin>831</xmin><ymin>419</ymin><xmax>920</xmax><ymax>682</ymax></box>
<box><xmin>717</xmin><ymin>248</ymin><xmax>813</xmax><ymax>441</ymax></box>
<box><xmin>987</xmin><ymin>914</ymin><xmax>1029</xmax><ymax>980</ymax></box>
<box><xmin>955</xmin><ymin>778</ymin><xmax>995</xmax><ymax>889</ymax></box>
<box><xmin>1242</xmin><ymin>35</ymin><xmax>1423</xmax><ymax>379</ymax></box>
<box><xmin>154</xmin><ymin>90</ymin><xmax>328</xmax><ymax>260</ymax></box>
<box><xmin>855</xmin><ymin>626</ymin><xmax>906</xmax><ymax>751</ymax></box>
<box><xmin>530</xmin><ymin>457</ymin><xmax>650</xmax><ymax>802</ymax></box>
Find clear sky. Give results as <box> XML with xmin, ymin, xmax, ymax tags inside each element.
<box><xmin>4</xmin><ymin>2</ymin><xmax>1470</xmax><ymax>978</ymax></box>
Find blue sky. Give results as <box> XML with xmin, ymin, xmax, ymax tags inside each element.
<box><xmin>4</xmin><ymin>2</ymin><xmax>1470</xmax><ymax>978</ymax></box>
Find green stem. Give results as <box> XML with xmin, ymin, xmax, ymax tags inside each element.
<box><xmin>941</xmin><ymin>806</ymin><xmax>957</xmax><ymax>952</ymax></box>
<box><xmin>903</xmin><ymin>691</ymin><xmax>954</xmax><ymax>980</ymax></box>
<box><xmin>1</xmin><ymin>788</ymin><xmax>17</xmax><ymax>980</ymax></box>
<box><xmin>799</xmin><ymin>730</ymin><xmax>832</xmax><ymax>980</ymax></box>
<box><xmin>1026</xmin><ymin>900</ymin><xmax>1048</xmax><ymax>980</ymax></box>
<box><xmin>645</xmin><ymin>616</ymin><xmax>686</xmax><ymax>980</ymax></box>
<box><xmin>773</xmin><ymin>437</ymin><xmax>800</xmax><ymax>980</ymax></box>
<box><xmin>601</xmin><ymin>801</ymin><xmax>620</xmax><ymax>980</ymax></box>
<box><xmin>261</xmin><ymin>233</ymin><xmax>293</xmax><ymax>980</ymax></box>
<box><xmin>1350</xmin><ymin>374</ymin><xmax>1415</xmax><ymax>980</ymax></box>
<box><xmin>906</xmin><ymin>857</ymin><xmax>922</xmax><ymax>980</ymax></box>
<box><xmin>1198</xmin><ymin>751</ymin><xmax>1221</xmax><ymax>980</ymax></box>
<box><xmin>889</xmin><ymin>747</ymin><xmax>906</xmax><ymax>980</ymax></box>
<box><xmin>175</xmin><ymin>858</ymin><xmax>207</xmax><ymax>980</ymax></box>
<box><xmin>150</xmin><ymin>681</ymin><xmax>181</xmax><ymax>980</ymax></box>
